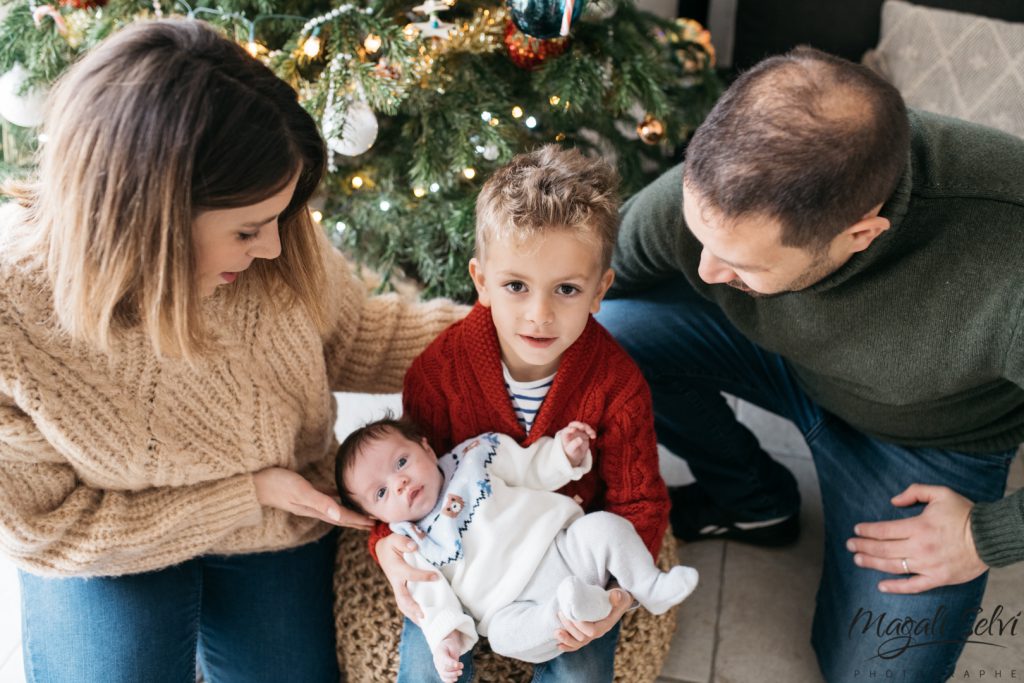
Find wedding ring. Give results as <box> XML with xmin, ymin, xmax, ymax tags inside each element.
<box><xmin>901</xmin><ymin>558</ymin><xmax>911</xmax><ymax>575</ymax></box>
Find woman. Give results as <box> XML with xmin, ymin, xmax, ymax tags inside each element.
<box><xmin>0</xmin><ymin>18</ymin><xmax>461</xmax><ymax>682</ymax></box>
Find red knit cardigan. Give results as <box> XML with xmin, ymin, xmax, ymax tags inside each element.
<box><xmin>368</xmin><ymin>303</ymin><xmax>669</xmax><ymax>559</ymax></box>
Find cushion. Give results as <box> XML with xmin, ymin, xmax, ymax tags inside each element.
<box><xmin>334</xmin><ymin>528</ymin><xmax>682</xmax><ymax>681</ymax></box>
<box><xmin>867</xmin><ymin>0</ymin><xmax>1024</xmax><ymax>138</ymax></box>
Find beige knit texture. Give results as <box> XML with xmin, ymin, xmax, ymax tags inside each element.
<box><xmin>0</xmin><ymin>208</ymin><xmax>463</xmax><ymax>577</ymax></box>
<box><xmin>335</xmin><ymin>529</ymin><xmax>681</xmax><ymax>682</ymax></box>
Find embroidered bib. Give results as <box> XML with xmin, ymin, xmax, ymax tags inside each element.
<box><xmin>390</xmin><ymin>433</ymin><xmax>501</xmax><ymax>567</ymax></box>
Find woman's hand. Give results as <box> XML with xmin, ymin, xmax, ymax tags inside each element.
<box><xmin>376</xmin><ymin>533</ymin><xmax>438</xmax><ymax>622</ymax></box>
<box><xmin>253</xmin><ymin>467</ymin><xmax>374</xmax><ymax>529</ymax></box>
<box><xmin>555</xmin><ymin>588</ymin><xmax>632</xmax><ymax>652</ymax></box>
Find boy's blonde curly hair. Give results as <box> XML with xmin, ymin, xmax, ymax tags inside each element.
<box><xmin>474</xmin><ymin>145</ymin><xmax>620</xmax><ymax>269</ymax></box>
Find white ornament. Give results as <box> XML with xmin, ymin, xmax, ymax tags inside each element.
<box><xmin>410</xmin><ymin>0</ymin><xmax>454</xmax><ymax>39</ymax></box>
<box><xmin>582</xmin><ymin>0</ymin><xmax>617</xmax><ymax>21</ymax></box>
<box><xmin>324</xmin><ymin>99</ymin><xmax>379</xmax><ymax>156</ymax></box>
<box><xmin>0</xmin><ymin>64</ymin><xmax>48</xmax><ymax>128</ymax></box>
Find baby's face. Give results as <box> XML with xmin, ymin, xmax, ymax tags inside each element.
<box><xmin>346</xmin><ymin>432</ymin><xmax>444</xmax><ymax>524</ymax></box>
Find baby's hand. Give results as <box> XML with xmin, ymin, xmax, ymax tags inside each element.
<box><xmin>561</xmin><ymin>421</ymin><xmax>596</xmax><ymax>467</ymax></box>
<box><xmin>432</xmin><ymin>631</ymin><xmax>464</xmax><ymax>683</ymax></box>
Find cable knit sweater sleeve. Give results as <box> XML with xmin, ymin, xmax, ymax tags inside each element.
<box><xmin>0</xmin><ymin>395</ymin><xmax>262</xmax><ymax>577</ymax></box>
<box><xmin>599</xmin><ymin>374</ymin><xmax>670</xmax><ymax>559</ymax></box>
<box><xmin>320</xmin><ymin>247</ymin><xmax>467</xmax><ymax>394</ymax></box>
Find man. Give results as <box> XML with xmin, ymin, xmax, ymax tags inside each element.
<box><xmin>599</xmin><ymin>46</ymin><xmax>1024</xmax><ymax>681</ymax></box>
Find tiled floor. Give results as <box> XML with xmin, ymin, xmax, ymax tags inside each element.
<box><xmin>1</xmin><ymin>395</ymin><xmax>1021</xmax><ymax>682</ymax></box>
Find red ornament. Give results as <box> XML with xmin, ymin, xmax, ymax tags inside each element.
<box><xmin>60</xmin><ymin>0</ymin><xmax>108</xmax><ymax>8</ymax></box>
<box><xmin>503</xmin><ymin>20</ymin><xmax>569</xmax><ymax>70</ymax></box>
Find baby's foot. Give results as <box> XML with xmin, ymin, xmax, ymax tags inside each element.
<box><xmin>556</xmin><ymin>576</ymin><xmax>613</xmax><ymax>622</ymax></box>
<box><xmin>634</xmin><ymin>565</ymin><xmax>699</xmax><ymax>615</ymax></box>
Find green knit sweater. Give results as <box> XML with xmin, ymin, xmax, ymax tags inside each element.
<box><xmin>611</xmin><ymin>109</ymin><xmax>1024</xmax><ymax>567</ymax></box>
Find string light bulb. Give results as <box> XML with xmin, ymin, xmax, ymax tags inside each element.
<box><xmin>549</xmin><ymin>95</ymin><xmax>560</xmax><ymax>106</ymax></box>
<box><xmin>303</xmin><ymin>28</ymin><xmax>322</xmax><ymax>57</ymax></box>
<box><xmin>511</xmin><ymin>106</ymin><xmax>524</xmax><ymax>119</ymax></box>
<box><xmin>363</xmin><ymin>33</ymin><xmax>382</xmax><ymax>53</ymax></box>
<box><xmin>429</xmin><ymin>182</ymin><xmax>441</xmax><ymax>193</ymax></box>
<box><xmin>351</xmin><ymin>175</ymin><xmax>364</xmax><ymax>189</ymax></box>
<box><xmin>463</xmin><ymin>167</ymin><xmax>476</xmax><ymax>179</ymax></box>
<box><xmin>525</xmin><ymin>116</ymin><xmax>537</xmax><ymax>128</ymax></box>
<box><xmin>311</xmin><ymin>210</ymin><xmax>324</xmax><ymax>223</ymax></box>
<box><xmin>413</xmin><ymin>186</ymin><xmax>427</xmax><ymax>198</ymax></box>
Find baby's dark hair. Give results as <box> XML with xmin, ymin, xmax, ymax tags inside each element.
<box><xmin>335</xmin><ymin>412</ymin><xmax>429</xmax><ymax>514</ymax></box>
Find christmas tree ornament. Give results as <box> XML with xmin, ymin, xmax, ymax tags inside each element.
<box><xmin>324</xmin><ymin>98</ymin><xmax>379</xmax><ymax>156</ymax></box>
<box><xmin>503</xmin><ymin>20</ymin><xmax>568</xmax><ymax>70</ymax></box>
<box><xmin>32</xmin><ymin>5</ymin><xmax>68</xmax><ymax>35</ymax></box>
<box><xmin>582</xmin><ymin>0</ymin><xmax>616</xmax><ymax>21</ymax></box>
<box><xmin>507</xmin><ymin>0</ymin><xmax>585</xmax><ymax>39</ymax></box>
<box><xmin>410</xmin><ymin>0</ymin><xmax>455</xmax><ymax>40</ymax></box>
<box><xmin>0</xmin><ymin>65</ymin><xmax>49</xmax><ymax>128</ymax></box>
<box><xmin>660</xmin><ymin>18</ymin><xmax>715</xmax><ymax>72</ymax></box>
<box><xmin>60</xmin><ymin>0</ymin><xmax>109</xmax><ymax>10</ymax></box>
<box><xmin>636</xmin><ymin>114</ymin><xmax>665</xmax><ymax>144</ymax></box>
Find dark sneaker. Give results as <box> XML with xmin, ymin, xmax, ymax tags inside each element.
<box><xmin>669</xmin><ymin>483</ymin><xmax>800</xmax><ymax>547</ymax></box>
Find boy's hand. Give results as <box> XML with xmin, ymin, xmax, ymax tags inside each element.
<box><xmin>560</xmin><ymin>421</ymin><xmax>596</xmax><ymax>467</ymax></box>
<box><xmin>376</xmin><ymin>533</ymin><xmax>438</xmax><ymax>622</ymax></box>
<box><xmin>432</xmin><ymin>631</ymin><xmax>465</xmax><ymax>683</ymax></box>
<box><xmin>556</xmin><ymin>587</ymin><xmax>632</xmax><ymax>652</ymax></box>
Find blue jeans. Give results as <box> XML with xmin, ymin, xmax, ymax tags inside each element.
<box><xmin>598</xmin><ymin>279</ymin><xmax>1017</xmax><ymax>682</ymax></box>
<box><xmin>19</xmin><ymin>531</ymin><xmax>339</xmax><ymax>683</ymax></box>
<box><xmin>397</xmin><ymin>617</ymin><xmax>621</xmax><ymax>682</ymax></box>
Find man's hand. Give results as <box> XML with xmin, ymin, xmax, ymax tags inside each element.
<box><xmin>253</xmin><ymin>467</ymin><xmax>373</xmax><ymax>529</ymax></box>
<box><xmin>846</xmin><ymin>484</ymin><xmax>987</xmax><ymax>594</ymax></box>
<box><xmin>555</xmin><ymin>587</ymin><xmax>632</xmax><ymax>652</ymax></box>
<box><xmin>432</xmin><ymin>631</ymin><xmax>465</xmax><ymax>683</ymax></box>
<box><xmin>560</xmin><ymin>421</ymin><xmax>596</xmax><ymax>468</ymax></box>
<box><xmin>376</xmin><ymin>533</ymin><xmax>438</xmax><ymax>622</ymax></box>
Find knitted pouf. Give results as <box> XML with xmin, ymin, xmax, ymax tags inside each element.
<box><xmin>334</xmin><ymin>529</ymin><xmax>681</xmax><ymax>682</ymax></box>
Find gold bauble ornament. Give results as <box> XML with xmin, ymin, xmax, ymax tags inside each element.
<box><xmin>637</xmin><ymin>114</ymin><xmax>665</xmax><ymax>145</ymax></box>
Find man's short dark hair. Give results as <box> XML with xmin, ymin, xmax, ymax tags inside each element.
<box><xmin>684</xmin><ymin>46</ymin><xmax>910</xmax><ymax>250</ymax></box>
<box><xmin>334</xmin><ymin>413</ymin><xmax>428</xmax><ymax>514</ymax></box>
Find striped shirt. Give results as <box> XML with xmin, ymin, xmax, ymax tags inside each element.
<box><xmin>502</xmin><ymin>363</ymin><xmax>555</xmax><ymax>434</ymax></box>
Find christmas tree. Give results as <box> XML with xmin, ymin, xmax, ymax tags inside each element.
<box><xmin>0</xmin><ymin>0</ymin><xmax>719</xmax><ymax>301</ymax></box>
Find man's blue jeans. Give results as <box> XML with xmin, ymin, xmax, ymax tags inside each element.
<box><xmin>19</xmin><ymin>530</ymin><xmax>339</xmax><ymax>683</ymax></box>
<box><xmin>397</xmin><ymin>617</ymin><xmax>621</xmax><ymax>682</ymax></box>
<box><xmin>598</xmin><ymin>279</ymin><xmax>1016</xmax><ymax>682</ymax></box>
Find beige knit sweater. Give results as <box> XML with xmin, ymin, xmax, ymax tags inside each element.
<box><xmin>0</xmin><ymin>206</ymin><xmax>464</xmax><ymax>578</ymax></box>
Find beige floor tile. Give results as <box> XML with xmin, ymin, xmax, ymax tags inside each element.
<box><xmin>660</xmin><ymin>540</ymin><xmax>725</xmax><ymax>683</ymax></box>
<box><xmin>734</xmin><ymin>401</ymin><xmax>812</xmax><ymax>460</ymax></box>
<box><xmin>713</xmin><ymin>456</ymin><xmax>824</xmax><ymax>683</ymax></box>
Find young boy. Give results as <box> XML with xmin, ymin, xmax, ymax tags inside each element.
<box><xmin>371</xmin><ymin>145</ymin><xmax>672</xmax><ymax>681</ymax></box>
<box><xmin>339</xmin><ymin>417</ymin><xmax>697</xmax><ymax>683</ymax></box>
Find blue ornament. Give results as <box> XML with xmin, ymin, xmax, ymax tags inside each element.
<box><xmin>507</xmin><ymin>0</ymin><xmax>586</xmax><ymax>39</ymax></box>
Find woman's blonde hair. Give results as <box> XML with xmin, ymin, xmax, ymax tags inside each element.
<box><xmin>6</xmin><ymin>19</ymin><xmax>328</xmax><ymax>358</ymax></box>
<box><xmin>474</xmin><ymin>145</ymin><xmax>620</xmax><ymax>269</ymax></box>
